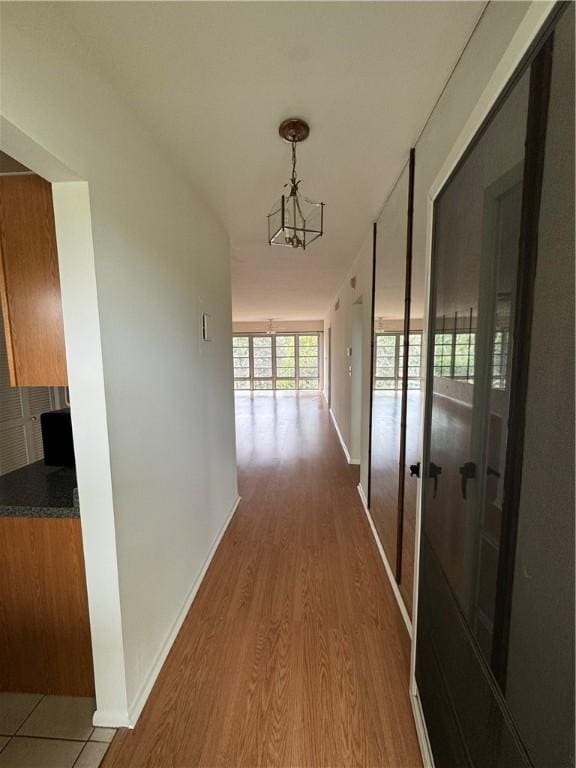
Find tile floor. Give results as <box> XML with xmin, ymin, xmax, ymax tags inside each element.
<box><xmin>0</xmin><ymin>693</ymin><xmax>115</xmax><ymax>767</ymax></box>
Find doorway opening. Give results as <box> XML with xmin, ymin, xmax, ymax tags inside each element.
<box><xmin>0</xmin><ymin>150</ymin><xmax>111</xmax><ymax>754</ymax></box>
<box><xmin>1</xmin><ymin>118</ymin><xmax>128</xmax><ymax>731</ymax></box>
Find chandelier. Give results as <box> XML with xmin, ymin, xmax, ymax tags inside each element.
<box><xmin>267</xmin><ymin>118</ymin><xmax>324</xmax><ymax>250</ymax></box>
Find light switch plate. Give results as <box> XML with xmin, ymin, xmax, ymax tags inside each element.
<box><xmin>202</xmin><ymin>312</ymin><xmax>212</xmax><ymax>342</ymax></box>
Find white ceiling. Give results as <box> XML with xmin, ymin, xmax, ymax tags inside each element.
<box><xmin>61</xmin><ymin>1</ymin><xmax>486</xmax><ymax>321</ymax></box>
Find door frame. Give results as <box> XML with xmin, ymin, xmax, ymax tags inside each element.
<box><xmin>366</xmin><ymin>223</ymin><xmax>377</xmax><ymax>508</ymax></box>
<box><xmin>468</xmin><ymin>166</ymin><xmax>524</xmax><ymax>644</ymax></box>
<box><xmin>327</xmin><ymin>326</ymin><xmax>332</xmax><ymax>408</ymax></box>
<box><xmin>396</xmin><ymin>147</ymin><xmax>416</xmax><ymax>582</ymax></box>
<box><xmin>0</xmin><ymin>117</ymin><xmax>128</xmax><ymax>724</ymax></box>
<box><xmin>409</xmin><ymin>3</ymin><xmax>561</xmax><ymax>765</ymax></box>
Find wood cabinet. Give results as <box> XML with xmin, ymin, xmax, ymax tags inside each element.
<box><xmin>0</xmin><ymin>174</ymin><xmax>68</xmax><ymax>386</ymax></box>
<box><xmin>0</xmin><ymin>517</ymin><xmax>95</xmax><ymax>696</ymax></box>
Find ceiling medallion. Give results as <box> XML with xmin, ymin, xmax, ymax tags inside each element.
<box><xmin>267</xmin><ymin>118</ymin><xmax>324</xmax><ymax>251</ymax></box>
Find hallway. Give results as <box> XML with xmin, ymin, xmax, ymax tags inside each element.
<box><xmin>104</xmin><ymin>393</ymin><xmax>421</xmax><ymax>767</ymax></box>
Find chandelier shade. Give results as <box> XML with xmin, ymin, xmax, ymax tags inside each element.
<box><xmin>267</xmin><ymin>118</ymin><xmax>325</xmax><ymax>251</ymax></box>
<box><xmin>267</xmin><ymin>193</ymin><xmax>324</xmax><ymax>250</ymax></box>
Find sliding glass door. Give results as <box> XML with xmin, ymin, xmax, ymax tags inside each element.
<box><xmin>416</xmin><ymin>8</ymin><xmax>574</xmax><ymax>767</ymax></box>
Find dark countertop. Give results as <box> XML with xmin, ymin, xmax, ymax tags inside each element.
<box><xmin>0</xmin><ymin>461</ymin><xmax>79</xmax><ymax>518</ymax></box>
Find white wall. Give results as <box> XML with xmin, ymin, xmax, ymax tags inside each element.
<box><xmin>1</xmin><ymin>4</ymin><xmax>238</xmax><ymax>726</ymax></box>
<box><xmin>324</xmin><ymin>233</ymin><xmax>373</xmax><ymax>491</ymax></box>
<box><xmin>324</xmin><ymin>0</ymin><xmax>530</xmax><ymax>543</ymax></box>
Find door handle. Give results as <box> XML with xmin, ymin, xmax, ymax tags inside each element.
<box><xmin>459</xmin><ymin>461</ymin><xmax>476</xmax><ymax>500</ymax></box>
<box><xmin>408</xmin><ymin>461</ymin><xmax>442</xmax><ymax>497</ymax></box>
<box><xmin>428</xmin><ymin>462</ymin><xmax>443</xmax><ymax>498</ymax></box>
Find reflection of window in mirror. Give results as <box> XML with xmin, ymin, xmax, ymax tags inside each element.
<box><xmin>492</xmin><ymin>292</ymin><xmax>512</xmax><ymax>390</ymax></box>
<box><xmin>374</xmin><ymin>331</ymin><xmax>422</xmax><ymax>390</ymax></box>
<box><xmin>433</xmin><ymin>308</ymin><xmax>476</xmax><ymax>382</ymax></box>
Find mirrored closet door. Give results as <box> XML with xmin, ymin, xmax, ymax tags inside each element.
<box><xmin>416</xmin><ymin>6</ymin><xmax>574</xmax><ymax>766</ymax></box>
<box><xmin>369</xmin><ymin>150</ymin><xmax>420</xmax><ymax>618</ymax></box>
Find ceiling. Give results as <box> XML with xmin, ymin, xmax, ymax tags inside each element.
<box><xmin>60</xmin><ymin>1</ymin><xmax>486</xmax><ymax>321</ymax></box>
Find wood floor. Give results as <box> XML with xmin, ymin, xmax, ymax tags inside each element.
<box><xmin>103</xmin><ymin>392</ymin><xmax>422</xmax><ymax>768</ymax></box>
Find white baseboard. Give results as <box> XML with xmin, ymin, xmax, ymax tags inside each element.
<box><xmin>356</xmin><ymin>481</ymin><xmax>369</xmax><ymax>511</ymax></box>
<box><xmin>356</xmin><ymin>483</ymin><xmax>412</xmax><ymax>638</ymax></box>
<box><xmin>410</xmin><ymin>685</ymin><xmax>435</xmax><ymax>768</ymax></box>
<box><xmin>329</xmin><ymin>407</ymin><xmax>354</xmax><ymax>464</ymax></box>
<box><xmin>357</xmin><ymin>483</ymin><xmax>432</xmax><ymax>766</ymax></box>
<box><xmin>92</xmin><ymin>709</ymin><xmax>130</xmax><ymax>728</ymax></box>
<box><xmin>116</xmin><ymin>494</ymin><xmax>242</xmax><ymax>729</ymax></box>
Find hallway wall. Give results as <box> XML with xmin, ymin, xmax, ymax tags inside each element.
<box><xmin>324</xmin><ymin>0</ymin><xmax>530</xmax><ymax>519</ymax></box>
<box><xmin>324</xmin><ymin>233</ymin><xmax>373</xmax><ymax>490</ymax></box>
<box><xmin>1</xmin><ymin>4</ymin><xmax>238</xmax><ymax>725</ymax></box>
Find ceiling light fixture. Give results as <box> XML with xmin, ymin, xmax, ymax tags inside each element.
<box><xmin>267</xmin><ymin>118</ymin><xmax>324</xmax><ymax>251</ymax></box>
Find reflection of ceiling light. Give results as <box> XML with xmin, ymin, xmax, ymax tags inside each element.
<box><xmin>267</xmin><ymin>118</ymin><xmax>324</xmax><ymax>251</ymax></box>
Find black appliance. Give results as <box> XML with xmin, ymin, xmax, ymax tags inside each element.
<box><xmin>40</xmin><ymin>408</ymin><xmax>75</xmax><ymax>468</ymax></box>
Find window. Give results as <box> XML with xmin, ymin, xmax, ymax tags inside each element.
<box><xmin>275</xmin><ymin>335</ymin><xmax>296</xmax><ymax>389</ymax></box>
<box><xmin>297</xmin><ymin>334</ymin><xmax>319</xmax><ymax>390</ymax></box>
<box><xmin>232</xmin><ymin>336</ymin><xmax>250</xmax><ymax>387</ymax></box>
<box><xmin>252</xmin><ymin>336</ymin><xmax>273</xmax><ymax>389</ymax></box>
<box><xmin>374</xmin><ymin>332</ymin><xmax>422</xmax><ymax>390</ymax></box>
<box><xmin>233</xmin><ymin>333</ymin><xmax>320</xmax><ymax>391</ymax></box>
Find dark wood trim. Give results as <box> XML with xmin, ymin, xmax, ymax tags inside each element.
<box><xmin>395</xmin><ymin>148</ymin><xmax>416</xmax><ymax>582</ymax></box>
<box><xmin>491</xmin><ymin>34</ymin><xmax>554</xmax><ymax>688</ymax></box>
<box><xmin>366</xmin><ymin>221</ymin><xmax>377</xmax><ymax>509</ymax></box>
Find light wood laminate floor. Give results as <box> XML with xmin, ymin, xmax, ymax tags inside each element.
<box><xmin>104</xmin><ymin>392</ymin><xmax>422</xmax><ymax>767</ymax></box>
